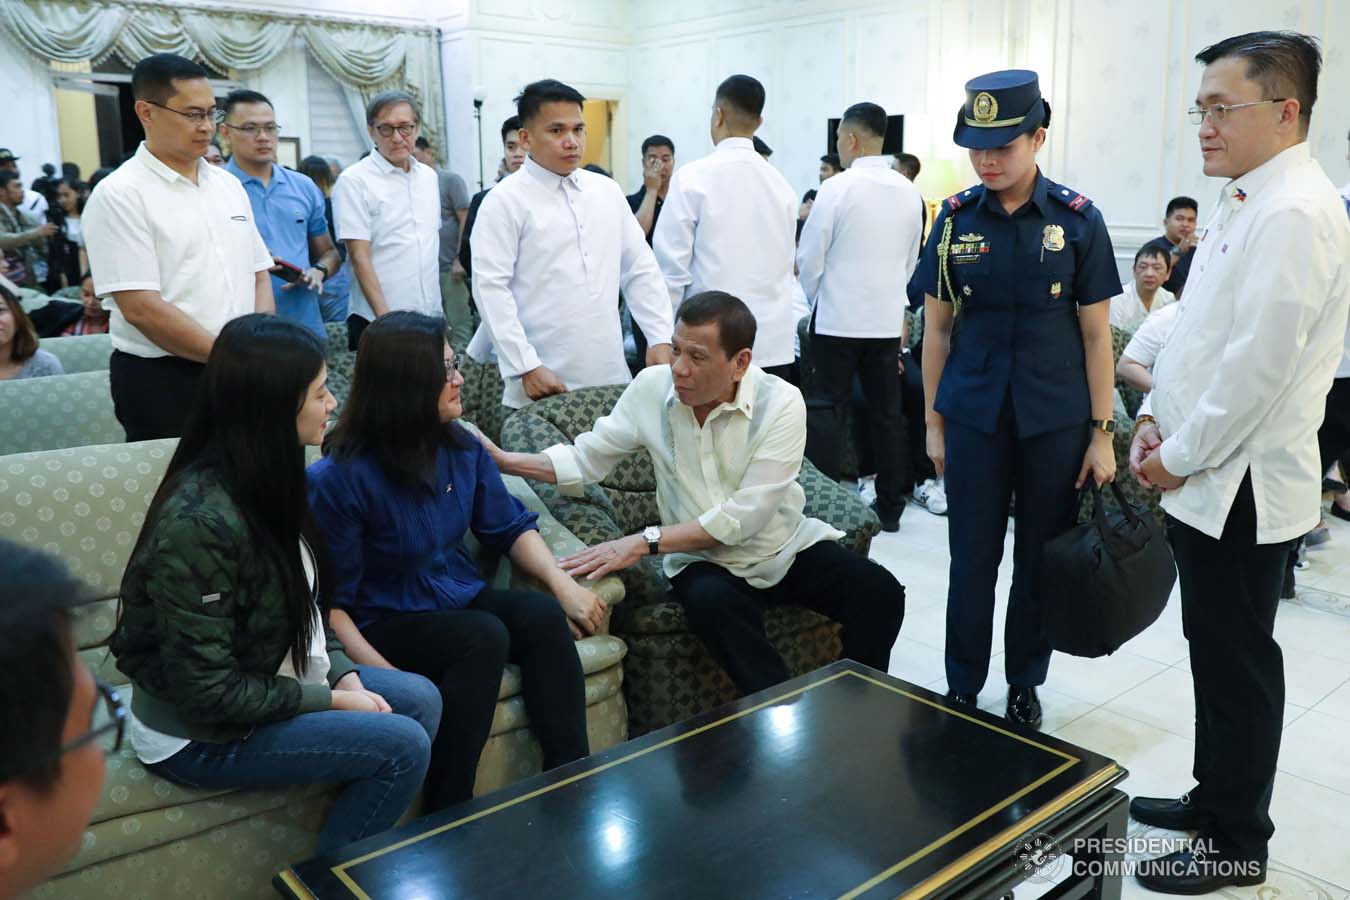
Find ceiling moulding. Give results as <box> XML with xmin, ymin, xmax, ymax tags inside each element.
<box><xmin>630</xmin><ymin>0</ymin><xmax>901</xmax><ymax>42</ymax></box>
<box><xmin>127</xmin><ymin>0</ymin><xmax>435</xmax><ymax>31</ymax></box>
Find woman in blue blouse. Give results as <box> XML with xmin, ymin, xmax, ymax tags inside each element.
<box><xmin>308</xmin><ymin>312</ymin><xmax>604</xmax><ymax>810</ymax></box>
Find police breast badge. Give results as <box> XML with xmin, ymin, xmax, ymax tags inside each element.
<box><xmin>1042</xmin><ymin>224</ymin><xmax>1065</xmax><ymax>253</ymax></box>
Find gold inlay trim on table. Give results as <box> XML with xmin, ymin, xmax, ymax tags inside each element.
<box><xmin>286</xmin><ymin>669</ymin><xmax>1105</xmax><ymax>900</ymax></box>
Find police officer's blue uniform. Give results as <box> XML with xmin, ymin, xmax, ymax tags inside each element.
<box><xmin>913</xmin><ymin>70</ymin><xmax>1120</xmax><ymax>725</ymax></box>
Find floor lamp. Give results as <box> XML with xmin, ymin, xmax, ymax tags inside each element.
<box><xmin>473</xmin><ymin>86</ymin><xmax>486</xmax><ymax>191</ymax></box>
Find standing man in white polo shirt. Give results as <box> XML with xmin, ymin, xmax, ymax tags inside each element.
<box><xmin>653</xmin><ymin>75</ymin><xmax>799</xmax><ymax>381</ymax></box>
<box><xmin>332</xmin><ymin>91</ymin><xmax>441</xmax><ymax>350</ymax></box>
<box><xmin>1128</xmin><ymin>32</ymin><xmax>1350</xmax><ymax>895</ymax></box>
<box><xmin>83</xmin><ymin>53</ymin><xmax>275</xmax><ymax>442</ymax></box>
<box><xmin>796</xmin><ymin>101</ymin><xmax>923</xmax><ymax>532</ymax></box>
<box><xmin>470</xmin><ymin>79</ymin><xmax>673</xmax><ymax>410</ymax></box>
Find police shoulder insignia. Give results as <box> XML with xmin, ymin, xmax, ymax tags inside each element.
<box><xmin>1048</xmin><ymin>182</ymin><xmax>1093</xmax><ymax>215</ymax></box>
<box><xmin>944</xmin><ymin>184</ymin><xmax>984</xmax><ymax>212</ymax></box>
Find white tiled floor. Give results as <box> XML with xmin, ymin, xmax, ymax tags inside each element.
<box><xmin>870</xmin><ymin>495</ymin><xmax>1350</xmax><ymax>899</ymax></box>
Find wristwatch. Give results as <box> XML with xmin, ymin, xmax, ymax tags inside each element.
<box><xmin>1135</xmin><ymin>414</ymin><xmax>1158</xmax><ymax>429</ymax></box>
<box><xmin>312</xmin><ymin>262</ymin><xmax>329</xmax><ymax>278</ymax></box>
<box><xmin>642</xmin><ymin>526</ymin><xmax>662</xmax><ymax>556</ymax></box>
<box><xmin>1091</xmin><ymin>418</ymin><xmax>1117</xmax><ymax>435</ymax></box>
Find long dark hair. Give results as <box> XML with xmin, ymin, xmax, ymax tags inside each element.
<box><xmin>132</xmin><ymin>314</ymin><xmax>331</xmax><ymax>673</ymax></box>
<box><xmin>324</xmin><ymin>311</ymin><xmax>469</xmax><ymax>489</ymax></box>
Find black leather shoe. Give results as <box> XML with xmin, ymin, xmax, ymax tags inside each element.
<box><xmin>945</xmin><ymin>691</ymin><xmax>977</xmax><ymax>707</ymax></box>
<box><xmin>1129</xmin><ymin>791</ymin><xmax>1213</xmax><ymax>830</ymax></box>
<box><xmin>870</xmin><ymin>501</ymin><xmax>900</xmax><ymax>533</ymax></box>
<box><xmin>1134</xmin><ymin>841</ymin><xmax>1265</xmax><ymax>894</ymax></box>
<box><xmin>1006</xmin><ymin>686</ymin><xmax>1042</xmax><ymax>728</ymax></box>
<box><xmin>1331</xmin><ymin>503</ymin><xmax>1350</xmax><ymax>522</ymax></box>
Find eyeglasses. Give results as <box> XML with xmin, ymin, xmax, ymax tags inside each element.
<box><xmin>145</xmin><ymin>99</ymin><xmax>220</xmax><ymax>126</ymax></box>
<box><xmin>444</xmin><ymin>358</ymin><xmax>461</xmax><ymax>381</ymax></box>
<box><xmin>1186</xmin><ymin>99</ymin><xmax>1288</xmax><ymax>125</ymax></box>
<box><xmin>375</xmin><ymin>123</ymin><xmax>418</xmax><ymax>139</ymax></box>
<box><xmin>61</xmin><ymin>681</ymin><xmax>126</xmax><ymax>757</ymax></box>
<box><xmin>223</xmin><ymin>122</ymin><xmax>282</xmax><ymax>137</ymax></box>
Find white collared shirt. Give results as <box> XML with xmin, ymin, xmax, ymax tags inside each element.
<box><xmin>470</xmin><ymin>156</ymin><xmax>673</xmax><ymax>409</ymax></box>
<box><xmin>796</xmin><ymin>155</ymin><xmax>924</xmax><ymax>338</ymax></box>
<box><xmin>82</xmin><ymin>142</ymin><xmax>272</xmax><ymax>359</ymax></box>
<box><xmin>1143</xmin><ymin>142</ymin><xmax>1350</xmax><ymax>542</ymax></box>
<box><xmin>653</xmin><ymin>137</ymin><xmax>800</xmax><ymax>367</ymax></box>
<box><xmin>332</xmin><ymin>150</ymin><xmax>441</xmax><ymax>323</ymax></box>
<box><xmin>1108</xmin><ymin>280</ymin><xmax>1177</xmax><ymax>332</ymax></box>
<box><xmin>1120</xmin><ymin>301</ymin><xmax>1180</xmax><ymax>370</ymax></box>
<box><xmin>543</xmin><ymin>365</ymin><xmax>843</xmax><ymax>586</ymax></box>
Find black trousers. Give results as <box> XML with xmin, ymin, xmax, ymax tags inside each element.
<box><xmin>346</xmin><ymin>314</ymin><xmax>369</xmax><ymax>352</ymax></box>
<box><xmin>669</xmin><ymin>540</ymin><xmax>905</xmax><ymax>695</ymax></box>
<box><xmin>762</xmin><ymin>361</ymin><xmax>799</xmax><ymax>386</ymax></box>
<box><xmin>1169</xmin><ymin>473</ymin><xmax>1290</xmax><ymax>861</ymax></box>
<box><xmin>853</xmin><ymin>352</ymin><xmax>933</xmax><ymax>488</ymax></box>
<box><xmin>1318</xmin><ymin>376</ymin><xmax>1350</xmax><ymax>476</ymax></box>
<box><xmin>805</xmin><ymin>334</ymin><xmax>908</xmax><ymax>519</ymax></box>
<box><xmin>361</xmin><ymin>588</ymin><xmax>588</xmax><ymax>811</ymax></box>
<box><xmin>943</xmin><ymin>402</ymin><xmax>1089</xmax><ymax>694</ymax></box>
<box><xmin>108</xmin><ymin>350</ymin><xmax>205</xmax><ymax>442</ymax></box>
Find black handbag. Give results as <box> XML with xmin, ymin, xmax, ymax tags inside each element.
<box><xmin>1041</xmin><ymin>481</ymin><xmax>1177</xmax><ymax>658</ymax></box>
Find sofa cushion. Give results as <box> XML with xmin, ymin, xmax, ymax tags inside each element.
<box><xmin>0</xmin><ymin>370</ymin><xmax>127</xmax><ymax>454</ymax></box>
<box><xmin>42</xmin><ymin>333</ymin><xmax>112</xmax><ymax>373</ymax></box>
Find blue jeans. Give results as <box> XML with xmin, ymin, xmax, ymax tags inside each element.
<box><xmin>150</xmin><ymin>667</ymin><xmax>440</xmax><ymax>854</ymax></box>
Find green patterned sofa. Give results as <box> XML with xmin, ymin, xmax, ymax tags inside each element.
<box><xmin>498</xmin><ymin>384</ymin><xmax>882</xmax><ymax>736</ymax></box>
<box><xmin>42</xmin><ymin>333</ymin><xmax>113</xmax><ymax>373</ymax></box>
<box><xmin>2</xmin><ymin>438</ymin><xmax>627</xmax><ymax>900</ymax></box>
<box><xmin>0</xmin><ymin>370</ymin><xmax>125</xmax><ymax>454</ymax></box>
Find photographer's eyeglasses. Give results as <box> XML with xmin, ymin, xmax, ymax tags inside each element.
<box><xmin>62</xmin><ymin>681</ymin><xmax>126</xmax><ymax>757</ymax></box>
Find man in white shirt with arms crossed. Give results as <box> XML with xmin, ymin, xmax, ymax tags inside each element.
<box><xmin>654</xmin><ymin>75</ymin><xmax>799</xmax><ymax>380</ymax></box>
<box><xmin>481</xmin><ymin>291</ymin><xmax>905</xmax><ymax>695</ymax></box>
<box><xmin>1129</xmin><ymin>31</ymin><xmax>1350</xmax><ymax>895</ymax></box>
<box><xmin>471</xmin><ymin>79</ymin><xmax>673</xmax><ymax>409</ymax></box>
<box><xmin>83</xmin><ymin>53</ymin><xmax>274</xmax><ymax>442</ymax></box>
<box><xmin>796</xmin><ymin>101</ymin><xmax>924</xmax><ymax>532</ymax></box>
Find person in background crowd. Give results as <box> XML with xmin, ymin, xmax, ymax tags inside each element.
<box><xmin>29</xmin><ymin>271</ymin><xmax>111</xmax><ymax>337</ymax></box>
<box><xmin>917</xmin><ymin>69</ymin><xmax>1119</xmax><ymax>730</ymax></box>
<box><xmin>310</xmin><ymin>312</ymin><xmax>597</xmax><ymax>811</ymax></box>
<box><xmin>61</xmin><ymin>161</ymin><xmax>81</xmax><ymax>184</ymax></box>
<box><xmin>85</xmin><ymin>167</ymin><xmax>115</xmax><ymax>198</ymax></box>
<box><xmin>626</xmin><ymin>134</ymin><xmax>677</xmax><ymax>364</ymax></box>
<box><xmin>1116</xmin><ymin>300</ymin><xmax>1181</xmax><ymax>392</ymax></box>
<box><xmin>110</xmin><ymin>314</ymin><xmax>441</xmax><ymax>855</ymax></box>
<box><xmin>0</xmin><ymin>540</ymin><xmax>117</xmax><ymax>900</ymax></box>
<box><xmin>471</xmin><ymin>79</ymin><xmax>673</xmax><ymax>408</ymax></box>
<box><xmin>333</xmin><ymin>90</ymin><xmax>441</xmax><ymax>350</ymax></box>
<box><xmin>482</xmin><ymin>291</ymin><xmax>906</xmax><ymax>696</ymax></box>
<box><xmin>655</xmin><ymin>75</ymin><xmax>799</xmax><ymax>382</ymax></box>
<box><xmin>83</xmin><ymin>53</ymin><xmax>275</xmax><ymax>442</ymax></box>
<box><xmin>299</xmin><ymin>155</ymin><xmax>353</xmax><ymax>324</ymax></box>
<box><xmin>1129</xmin><ymin>32</ymin><xmax>1350</xmax><ymax>894</ymax></box>
<box><xmin>0</xmin><ymin>170</ymin><xmax>54</xmax><ymax>287</ymax></box>
<box><xmin>1142</xmin><ymin>196</ymin><xmax>1199</xmax><ymax>297</ymax></box>
<box><xmin>1109</xmin><ymin>244</ymin><xmax>1176</xmax><ymax>331</ymax></box>
<box><xmin>0</xmin><ymin>148</ymin><xmax>50</xmax><ymax>219</ymax></box>
<box><xmin>893</xmin><ymin>153</ymin><xmax>921</xmax><ymax>181</ymax></box>
<box><xmin>413</xmin><ymin>136</ymin><xmax>475</xmax><ymax>345</ymax></box>
<box><xmin>0</xmin><ymin>282</ymin><xmax>63</xmax><ymax>380</ymax></box>
<box><xmin>221</xmin><ymin>89</ymin><xmax>341</xmax><ymax>342</ymax></box>
<box><xmin>324</xmin><ymin>156</ymin><xmax>342</xmax><ymax>182</ymax></box>
<box><xmin>798</xmin><ymin>154</ymin><xmax>844</xmax><ymax>227</ymax></box>
<box><xmin>752</xmin><ymin>135</ymin><xmax>773</xmax><ymax>159</ymax></box>
<box><xmin>798</xmin><ymin>101</ymin><xmax>924</xmax><ymax>532</ymax></box>
<box><xmin>43</xmin><ymin>178</ymin><xmax>87</xmax><ymax>293</ymax></box>
<box><xmin>459</xmin><ymin>115</ymin><xmax>526</xmax><ymax>287</ymax></box>
<box><xmin>204</xmin><ymin>140</ymin><xmax>226</xmax><ymax>167</ymax></box>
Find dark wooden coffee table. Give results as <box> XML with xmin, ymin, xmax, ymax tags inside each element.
<box><xmin>276</xmin><ymin>660</ymin><xmax>1128</xmax><ymax>899</ymax></box>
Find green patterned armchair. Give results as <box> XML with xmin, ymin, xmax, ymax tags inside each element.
<box><xmin>2</xmin><ymin>439</ymin><xmax>627</xmax><ymax>899</ymax></box>
<box><xmin>0</xmin><ymin>370</ymin><xmax>125</xmax><ymax>454</ymax></box>
<box><xmin>498</xmin><ymin>384</ymin><xmax>883</xmax><ymax>736</ymax></box>
<box><xmin>42</xmin><ymin>334</ymin><xmax>112</xmax><ymax>373</ymax></box>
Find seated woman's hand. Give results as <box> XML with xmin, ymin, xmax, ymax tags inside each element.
<box><xmin>557</xmin><ymin>581</ymin><xmax>608</xmax><ymax>639</ymax></box>
<box><xmin>331</xmin><ymin>688</ymin><xmax>392</xmax><ymax>713</ymax></box>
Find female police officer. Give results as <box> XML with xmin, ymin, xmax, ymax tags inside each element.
<box><xmin>914</xmin><ymin>70</ymin><xmax>1119</xmax><ymax>728</ymax></box>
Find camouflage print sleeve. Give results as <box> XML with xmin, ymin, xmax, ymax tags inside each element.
<box><xmin>145</xmin><ymin>509</ymin><xmax>312</xmax><ymax>725</ymax></box>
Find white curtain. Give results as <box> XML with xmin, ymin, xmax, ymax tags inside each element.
<box><xmin>0</xmin><ymin>0</ymin><xmax>444</xmax><ymax>151</ymax></box>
